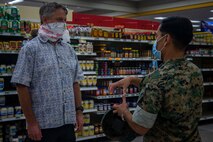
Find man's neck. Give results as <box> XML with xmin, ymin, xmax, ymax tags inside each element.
<box><xmin>163</xmin><ymin>46</ymin><xmax>185</xmax><ymax>62</ymax></box>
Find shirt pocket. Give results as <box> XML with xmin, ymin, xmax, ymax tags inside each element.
<box><xmin>36</xmin><ymin>53</ymin><xmax>55</xmax><ymax>73</ymax></box>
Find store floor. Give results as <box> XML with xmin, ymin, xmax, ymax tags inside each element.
<box><xmin>131</xmin><ymin>124</ymin><xmax>213</xmax><ymax>142</ymax></box>
<box><xmin>102</xmin><ymin>123</ymin><xmax>213</xmax><ymax>142</ymax></box>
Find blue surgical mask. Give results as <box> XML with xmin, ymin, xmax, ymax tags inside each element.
<box><xmin>152</xmin><ymin>34</ymin><xmax>167</xmax><ymax>60</ymax></box>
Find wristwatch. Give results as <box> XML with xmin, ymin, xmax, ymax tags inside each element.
<box><xmin>76</xmin><ymin>106</ymin><xmax>84</xmax><ymax>112</ymax></box>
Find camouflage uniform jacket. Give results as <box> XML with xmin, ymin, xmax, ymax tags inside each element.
<box><xmin>132</xmin><ymin>58</ymin><xmax>204</xmax><ymax>142</ymax></box>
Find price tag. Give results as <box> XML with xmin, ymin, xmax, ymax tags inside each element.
<box><xmin>115</xmin><ymin>58</ymin><xmax>121</xmax><ymax>61</ymax></box>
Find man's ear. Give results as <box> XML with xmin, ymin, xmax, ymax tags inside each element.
<box><xmin>42</xmin><ymin>16</ymin><xmax>48</xmax><ymax>24</ymax></box>
<box><xmin>163</xmin><ymin>34</ymin><xmax>171</xmax><ymax>47</ymax></box>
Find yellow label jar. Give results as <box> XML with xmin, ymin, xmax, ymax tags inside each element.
<box><xmin>89</xmin><ymin>125</ymin><xmax>94</xmax><ymax>136</ymax></box>
<box><xmin>82</xmin><ymin>126</ymin><xmax>89</xmax><ymax>137</ymax></box>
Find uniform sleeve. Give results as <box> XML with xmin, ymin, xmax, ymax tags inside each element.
<box><xmin>132</xmin><ymin>79</ymin><xmax>163</xmax><ymax>128</ymax></box>
<box><xmin>11</xmin><ymin>45</ymin><xmax>34</xmax><ymax>87</ymax></box>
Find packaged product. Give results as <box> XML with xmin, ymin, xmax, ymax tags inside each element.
<box><xmin>0</xmin><ymin>107</ymin><xmax>7</xmax><ymax>119</ymax></box>
<box><xmin>7</xmin><ymin>107</ymin><xmax>14</xmax><ymax>118</ymax></box>
<box><xmin>0</xmin><ymin>19</ymin><xmax>9</xmax><ymax>33</ymax></box>
<box><xmin>3</xmin><ymin>42</ymin><xmax>10</xmax><ymax>52</ymax></box>
<box><xmin>0</xmin><ymin>42</ymin><xmax>3</xmax><ymax>51</ymax></box>
<box><xmin>9</xmin><ymin>20</ymin><xmax>20</xmax><ymax>34</ymax></box>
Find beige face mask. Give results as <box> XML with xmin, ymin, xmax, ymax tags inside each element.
<box><xmin>38</xmin><ymin>22</ymin><xmax>66</xmax><ymax>42</ymax></box>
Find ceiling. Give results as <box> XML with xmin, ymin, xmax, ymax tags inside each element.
<box><xmin>1</xmin><ymin>0</ymin><xmax>213</xmax><ymax>31</ymax></box>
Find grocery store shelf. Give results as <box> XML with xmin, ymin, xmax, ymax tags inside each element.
<box><xmin>76</xmin><ymin>134</ymin><xmax>106</xmax><ymax>142</ymax></box>
<box><xmin>0</xmin><ymin>73</ymin><xmax>13</xmax><ymax>77</ymax></box>
<box><xmin>129</xmin><ymin>107</ymin><xmax>136</xmax><ymax>112</ymax></box>
<box><xmin>83</xmin><ymin>108</ymin><xmax>97</xmax><ymax>113</ymax></box>
<box><xmin>80</xmin><ymin>87</ymin><xmax>98</xmax><ymax>91</ymax></box>
<box><xmin>88</xmin><ymin>93</ymin><xmax>139</xmax><ymax>99</ymax></box>
<box><xmin>202</xmin><ymin>98</ymin><xmax>213</xmax><ymax>103</ymax></box>
<box><xmin>97</xmin><ymin>74</ymin><xmax>145</xmax><ymax>79</ymax></box>
<box><xmin>200</xmin><ymin>112</ymin><xmax>213</xmax><ymax>121</ymax></box>
<box><xmin>0</xmin><ymin>116</ymin><xmax>25</xmax><ymax>123</ymax></box>
<box><xmin>201</xmin><ymin>68</ymin><xmax>213</xmax><ymax>72</ymax></box>
<box><xmin>83</xmin><ymin>71</ymin><xmax>96</xmax><ymax>75</ymax></box>
<box><xmin>203</xmin><ymin>82</ymin><xmax>213</xmax><ymax>86</ymax></box>
<box><xmin>187</xmin><ymin>54</ymin><xmax>213</xmax><ymax>58</ymax></box>
<box><xmin>0</xmin><ymin>91</ymin><xmax>17</xmax><ymax>96</ymax></box>
<box><xmin>0</xmin><ymin>51</ymin><xmax>19</xmax><ymax>55</ymax></box>
<box><xmin>71</xmin><ymin>36</ymin><xmax>150</xmax><ymax>43</ymax></box>
<box><xmin>96</xmin><ymin>107</ymin><xmax>136</xmax><ymax>115</ymax></box>
<box><xmin>95</xmin><ymin>57</ymin><xmax>154</xmax><ymax>61</ymax></box>
<box><xmin>0</xmin><ymin>33</ymin><xmax>23</xmax><ymax>37</ymax></box>
<box><xmin>190</xmin><ymin>42</ymin><xmax>213</xmax><ymax>46</ymax></box>
<box><xmin>76</xmin><ymin>52</ymin><xmax>97</xmax><ymax>56</ymax></box>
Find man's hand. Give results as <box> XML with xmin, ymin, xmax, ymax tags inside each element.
<box><xmin>75</xmin><ymin>111</ymin><xmax>84</xmax><ymax>132</ymax></box>
<box><xmin>109</xmin><ymin>77</ymin><xmax>132</xmax><ymax>95</ymax></box>
<box><xmin>113</xmin><ymin>94</ymin><xmax>129</xmax><ymax>120</ymax></box>
<box><xmin>27</xmin><ymin>122</ymin><xmax>42</xmax><ymax>141</ymax></box>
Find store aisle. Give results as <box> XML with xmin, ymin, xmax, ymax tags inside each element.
<box><xmin>199</xmin><ymin>123</ymin><xmax>213</xmax><ymax>142</ymax></box>
<box><xmin>130</xmin><ymin>124</ymin><xmax>213</xmax><ymax>142</ymax></box>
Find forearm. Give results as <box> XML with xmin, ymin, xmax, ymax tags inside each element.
<box><xmin>16</xmin><ymin>84</ymin><xmax>37</xmax><ymax>124</ymax></box>
<box><xmin>123</xmin><ymin>109</ymin><xmax>148</xmax><ymax>135</ymax></box>
<box><xmin>129</xmin><ymin>77</ymin><xmax>143</xmax><ymax>88</ymax></box>
<box><xmin>73</xmin><ymin>82</ymin><xmax>82</xmax><ymax>108</ymax></box>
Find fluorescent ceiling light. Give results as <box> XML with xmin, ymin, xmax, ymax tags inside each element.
<box><xmin>192</xmin><ymin>25</ymin><xmax>200</xmax><ymax>28</ymax></box>
<box><xmin>190</xmin><ymin>20</ymin><xmax>200</xmax><ymax>23</ymax></box>
<box><xmin>209</xmin><ymin>17</ymin><xmax>213</xmax><ymax>20</ymax></box>
<box><xmin>154</xmin><ymin>17</ymin><xmax>167</xmax><ymax>20</ymax></box>
<box><xmin>8</xmin><ymin>0</ymin><xmax>24</xmax><ymax>5</ymax></box>
<box><xmin>210</xmin><ymin>10</ymin><xmax>213</xmax><ymax>12</ymax></box>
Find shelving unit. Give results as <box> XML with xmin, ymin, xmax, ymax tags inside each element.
<box><xmin>201</xmin><ymin>68</ymin><xmax>213</xmax><ymax>72</ymax></box>
<box><xmin>71</xmin><ymin>36</ymin><xmax>150</xmax><ymax>43</ymax></box>
<box><xmin>76</xmin><ymin>53</ymin><xmax>97</xmax><ymax>56</ymax></box>
<box><xmin>0</xmin><ymin>117</ymin><xmax>25</xmax><ymax>123</ymax></box>
<box><xmin>96</xmin><ymin>57</ymin><xmax>154</xmax><ymax>61</ymax></box>
<box><xmin>187</xmin><ymin>41</ymin><xmax>213</xmax><ymax>121</ymax></box>
<box><xmin>96</xmin><ymin>107</ymin><xmax>136</xmax><ymax>115</ymax></box>
<box><xmin>0</xmin><ymin>90</ymin><xmax>17</xmax><ymax>96</ymax></box>
<box><xmin>97</xmin><ymin>74</ymin><xmax>146</xmax><ymax>79</ymax></box>
<box><xmin>203</xmin><ymin>82</ymin><xmax>213</xmax><ymax>86</ymax></box>
<box><xmin>87</xmin><ymin>93</ymin><xmax>139</xmax><ymax>100</ymax></box>
<box><xmin>76</xmin><ymin>134</ymin><xmax>106</xmax><ymax>142</ymax></box>
<box><xmin>83</xmin><ymin>71</ymin><xmax>97</xmax><ymax>75</ymax></box>
<box><xmin>0</xmin><ymin>73</ymin><xmax>13</xmax><ymax>77</ymax></box>
<box><xmin>80</xmin><ymin>87</ymin><xmax>98</xmax><ymax>91</ymax></box>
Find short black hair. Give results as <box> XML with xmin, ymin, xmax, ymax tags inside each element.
<box><xmin>39</xmin><ymin>2</ymin><xmax>68</xmax><ymax>24</ymax></box>
<box><xmin>160</xmin><ymin>17</ymin><xmax>193</xmax><ymax>50</ymax></box>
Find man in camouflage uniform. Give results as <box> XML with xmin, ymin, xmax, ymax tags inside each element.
<box><xmin>110</xmin><ymin>17</ymin><xmax>204</xmax><ymax>142</ymax></box>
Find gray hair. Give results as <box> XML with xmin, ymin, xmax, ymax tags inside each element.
<box><xmin>39</xmin><ymin>2</ymin><xmax>68</xmax><ymax>24</ymax></box>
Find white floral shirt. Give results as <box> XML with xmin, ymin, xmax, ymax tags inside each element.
<box><xmin>11</xmin><ymin>35</ymin><xmax>84</xmax><ymax>129</ymax></box>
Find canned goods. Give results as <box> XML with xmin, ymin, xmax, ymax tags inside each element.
<box><xmin>0</xmin><ymin>78</ymin><xmax>4</xmax><ymax>92</ymax></box>
<box><xmin>89</xmin><ymin>125</ymin><xmax>94</xmax><ymax>136</ymax></box>
<box><xmin>10</xmin><ymin>126</ymin><xmax>16</xmax><ymax>136</ymax></box>
<box><xmin>84</xmin><ymin>114</ymin><xmax>90</xmax><ymax>124</ymax></box>
<box><xmin>7</xmin><ymin>107</ymin><xmax>14</xmax><ymax>118</ymax></box>
<box><xmin>15</xmin><ymin>106</ymin><xmax>22</xmax><ymax>118</ymax></box>
<box><xmin>82</xmin><ymin>126</ymin><xmax>89</xmax><ymax>137</ymax></box>
<box><xmin>0</xmin><ymin>107</ymin><xmax>7</xmax><ymax>119</ymax></box>
<box><xmin>89</xmin><ymin>100</ymin><xmax>94</xmax><ymax>109</ymax></box>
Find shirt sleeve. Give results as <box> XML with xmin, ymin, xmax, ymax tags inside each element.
<box><xmin>132</xmin><ymin>78</ymin><xmax>163</xmax><ymax>128</ymax></box>
<box><xmin>11</xmin><ymin>45</ymin><xmax>34</xmax><ymax>87</ymax></box>
<box><xmin>72</xmin><ymin>49</ymin><xmax>84</xmax><ymax>82</ymax></box>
